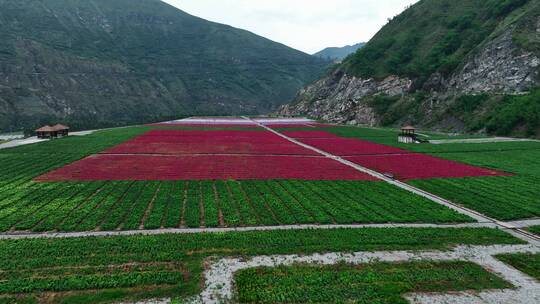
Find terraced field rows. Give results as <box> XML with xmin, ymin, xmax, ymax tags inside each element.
<box><xmin>0</xmin><ymin>180</ymin><xmax>473</xmax><ymax>233</ymax></box>
<box><xmin>0</xmin><ymin>228</ymin><xmax>523</xmax><ymax>303</ymax></box>
<box><xmin>0</xmin><ymin>119</ymin><xmax>538</xmax><ymax>304</ymax></box>
<box><xmin>290</xmin><ymin>126</ymin><xmax>540</xmax><ymax>221</ymax></box>
<box><xmin>235</xmin><ymin>262</ymin><xmax>510</xmax><ymax>303</ymax></box>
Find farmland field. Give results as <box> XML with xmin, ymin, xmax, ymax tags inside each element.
<box><xmin>0</xmin><ymin>125</ymin><xmax>485</xmax><ymax>233</ymax></box>
<box><xmin>235</xmin><ymin>261</ymin><xmax>511</xmax><ymax>303</ymax></box>
<box><xmin>530</xmin><ymin>226</ymin><xmax>540</xmax><ymax>236</ymax></box>
<box><xmin>0</xmin><ymin>180</ymin><xmax>471</xmax><ymax>233</ymax></box>
<box><xmin>496</xmin><ymin>253</ymin><xmax>540</xmax><ymax>280</ymax></box>
<box><xmin>0</xmin><ymin>228</ymin><xmax>522</xmax><ymax>303</ymax></box>
<box><xmin>286</xmin><ymin>126</ymin><xmax>540</xmax><ymax>221</ymax></box>
<box><xmin>1</xmin><ymin>118</ymin><xmax>538</xmax><ymax>303</ymax></box>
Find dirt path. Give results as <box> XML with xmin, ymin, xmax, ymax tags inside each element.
<box><xmin>0</xmin><ymin>137</ymin><xmax>48</xmax><ymax>150</ymax></box>
<box><xmin>0</xmin><ymin>223</ymin><xmax>495</xmax><ymax>240</ymax></box>
<box><xmin>246</xmin><ymin>117</ymin><xmax>540</xmax><ymax>244</ymax></box>
<box><xmin>199</xmin><ymin>244</ymin><xmax>540</xmax><ymax>304</ymax></box>
<box><xmin>429</xmin><ymin>137</ymin><xmax>539</xmax><ymax>144</ymax></box>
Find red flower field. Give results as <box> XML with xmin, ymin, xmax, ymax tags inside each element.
<box><xmin>345</xmin><ymin>154</ymin><xmax>512</xmax><ymax>180</ymax></box>
<box><xmin>147</xmin><ymin>123</ymin><xmax>260</xmax><ymax>128</ymax></box>
<box><xmin>282</xmin><ymin>131</ymin><xmax>339</xmax><ymax>138</ymax></box>
<box><xmin>36</xmin><ymin>128</ymin><xmax>510</xmax><ymax>182</ymax></box>
<box><xmin>296</xmin><ymin>138</ymin><xmax>410</xmax><ymax>156</ymax></box>
<box><xmin>104</xmin><ymin>130</ymin><xmax>318</xmax><ymax>155</ymax></box>
<box><xmin>141</xmin><ymin>130</ymin><xmax>274</xmax><ymax>138</ymax></box>
<box><xmin>36</xmin><ymin>154</ymin><xmax>377</xmax><ymax>181</ymax></box>
<box><xmin>258</xmin><ymin>123</ymin><xmax>328</xmax><ymax>128</ymax></box>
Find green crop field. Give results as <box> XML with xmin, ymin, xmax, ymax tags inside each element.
<box><xmin>496</xmin><ymin>253</ymin><xmax>540</xmax><ymax>280</ymax></box>
<box><xmin>235</xmin><ymin>261</ymin><xmax>511</xmax><ymax>303</ymax></box>
<box><xmin>0</xmin><ymin>228</ymin><xmax>522</xmax><ymax>303</ymax></box>
<box><xmin>409</xmin><ymin>149</ymin><xmax>540</xmax><ymax>220</ymax></box>
<box><xmin>303</xmin><ymin>126</ymin><xmax>540</xmax><ymax>221</ymax></box>
<box><xmin>529</xmin><ymin>226</ymin><xmax>540</xmax><ymax>236</ymax></box>
<box><xmin>1</xmin><ymin>123</ymin><xmax>538</xmax><ymax>303</ymax></box>
<box><xmin>0</xmin><ymin>127</ymin><xmax>473</xmax><ymax>233</ymax></box>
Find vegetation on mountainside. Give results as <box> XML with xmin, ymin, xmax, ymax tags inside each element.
<box><xmin>297</xmin><ymin>0</ymin><xmax>539</xmax><ymax>137</ymax></box>
<box><xmin>423</xmin><ymin>88</ymin><xmax>539</xmax><ymax>137</ymax></box>
<box><xmin>0</xmin><ymin>228</ymin><xmax>521</xmax><ymax>303</ymax></box>
<box><xmin>0</xmin><ymin>0</ymin><xmax>328</xmax><ymax>132</ymax></box>
<box><xmin>343</xmin><ymin>0</ymin><xmax>531</xmax><ymax>82</ymax></box>
<box><xmin>351</xmin><ymin>87</ymin><xmax>540</xmax><ymax>138</ymax></box>
<box><xmin>474</xmin><ymin>90</ymin><xmax>540</xmax><ymax>136</ymax></box>
<box><xmin>313</xmin><ymin>42</ymin><xmax>366</xmax><ymax>61</ymax></box>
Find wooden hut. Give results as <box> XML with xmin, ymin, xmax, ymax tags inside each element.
<box><xmin>398</xmin><ymin>125</ymin><xmax>416</xmax><ymax>144</ymax></box>
<box><xmin>35</xmin><ymin>124</ymin><xmax>69</xmax><ymax>139</ymax></box>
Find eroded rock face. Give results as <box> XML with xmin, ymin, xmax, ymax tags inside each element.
<box><xmin>446</xmin><ymin>29</ymin><xmax>539</xmax><ymax>93</ymax></box>
<box><xmin>279</xmin><ymin>71</ymin><xmax>412</xmax><ymax>125</ymax></box>
<box><xmin>280</xmin><ymin>26</ymin><xmax>540</xmax><ymax>129</ymax></box>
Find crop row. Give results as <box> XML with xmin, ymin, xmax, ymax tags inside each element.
<box><xmin>235</xmin><ymin>261</ymin><xmax>511</xmax><ymax>303</ymax></box>
<box><xmin>0</xmin><ymin>228</ymin><xmax>522</xmax><ymax>302</ymax></box>
<box><xmin>35</xmin><ymin>154</ymin><xmax>377</xmax><ymax>181</ymax></box>
<box><xmin>496</xmin><ymin>253</ymin><xmax>540</xmax><ymax>280</ymax></box>
<box><xmin>0</xmin><ymin>180</ymin><xmax>472</xmax><ymax>233</ymax></box>
<box><xmin>103</xmin><ymin>129</ymin><xmax>317</xmax><ymax>155</ymax></box>
<box><xmin>410</xmin><ymin>176</ymin><xmax>540</xmax><ymax>220</ymax></box>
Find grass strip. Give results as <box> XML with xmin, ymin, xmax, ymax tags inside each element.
<box><xmin>496</xmin><ymin>252</ymin><xmax>540</xmax><ymax>280</ymax></box>
<box><xmin>236</xmin><ymin>261</ymin><xmax>511</xmax><ymax>303</ymax></box>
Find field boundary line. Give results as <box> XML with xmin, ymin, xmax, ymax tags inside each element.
<box><xmin>429</xmin><ymin>137</ymin><xmax>540</xmax><ymax>144</ymax></box>
<box><xmin>95</xmin><ymin>182</ymin><xmax>135</xmax><ymax>231</ymax></box>
<box><xmin>139</xmin><ymin>182</ymin><xmax>162</xmax><ymax>229</ymax></box>
<box><xmin>0</xmin><ymin>223</ymin><xmax>497</xmax><ymax>240</ymax></box>
<box><xmin>199</xmin><ymin>244</ymin><xmax>540</xmax><ymax>304</ymax></box>
<box><xmin>246</xmin><ymin>117</ymin><xmax>540</xmax><ymax>244</ymax></box>
<box><xmin>270</xmin><ymin>181</ymin><xmax>318</xmax><ymax>224</ymax></box>
<box><xmin>223</xmin><ymin>181</ymin><xmax>244</xmax><ymax>226</ymax></box>
<box><xmin>506</xmin><ymin>219</ymin><xmax>540</xmax><ymax>228</ymax></box>
<box><xmin>178</xmin><ymin>181</ymin><xmax>188</xmax><ymax>228</ymax></box>
<box><xmin>213</xmin><ymin>183</ymin><xmax>226</xmax><ymax>227</ymax></box>
<box><xmin>55</xmin><ymin>182</ymin><xmax>107</xmax><ymax>229</ymax></box>
<box><xmin>97</xmin><ymin>152</ymin><xmax>325</xmax><ymax>158</ymax></box>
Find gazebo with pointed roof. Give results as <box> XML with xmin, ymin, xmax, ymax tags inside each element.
<box><xmin>398</xmin><ymin>125</ymin><xmax>417</xmax><ymax>143</ymax></box>
<box><xmin>35</xmin><ymin>124</ymin><xmax>69</xmax><ymax>139</ymax></box>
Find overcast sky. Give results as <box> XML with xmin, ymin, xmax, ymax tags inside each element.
<box><xmin>162</xmin><ymin>0</ymin><xmax>418</xmax><ymax>54</ymax></box>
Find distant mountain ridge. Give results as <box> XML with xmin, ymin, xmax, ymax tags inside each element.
<box><xmin>0</xmin><ymin>0</ymin><xmax>329</xmax><ymax>131</ymax></box>
<box><xmin>313</xmin><ymin>43</ymin><xmax>366</xmax><ymax>61</ymax></box>
<box><xmin>280</xmin><ymin>0</ymin><xmax>540</xmax><ymax>138</ymax></box>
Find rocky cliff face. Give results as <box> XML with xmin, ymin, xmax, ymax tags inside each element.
<box><xmin>279</xmin><ymin>71</ymin><xmax>412</xmax><ymax>125</ymax></box>
<box><xmin>443</xmin><ymin>29</ymin><xmax>539</xmax><ymax>93</ymax></box>
<box><xmin>279</xmin><ymin>0</ymin><xmax>540</xmax><ymax>136</ymax></box>
<box><xmin>279</xmin><ymin>24</ymin><xmax>540</xmax><ymax>133</ymax></box>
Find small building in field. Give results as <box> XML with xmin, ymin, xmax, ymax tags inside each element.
<box><xmin>35</xmin><ymin>124</ymin><xmax>69</xmax><ymax>139</ymax></box>
<box><xmin>398</xmin><ymin>125</ymin><xmax>417</xmax><ymax>144</ymax></box>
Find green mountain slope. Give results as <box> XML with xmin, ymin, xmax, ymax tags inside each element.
<box><xmin>343</xmin><ymin>0</ymin><xmax>534</xmax><ymax>82</ymax></box>
<box><xmin>281</xmin><ymin>0</ymin><xmax>540</xmax><ymax>138</ymax></box>
<box><xmin>0</xmin><ymin>0</ymin><xmax>328</xmax><ymax>131</ymax></box>
<box><xmin>313</xmin><ymin>42</ymin><xmax>366</xmax><ymax>61</ymax></box>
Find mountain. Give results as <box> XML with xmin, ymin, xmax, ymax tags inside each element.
<box><xmin>0</xmin><ymin>0</ymin><xmax>329</xmax><ymax>132</ymax></box>
<box><xmin>313</xmin><ymin>43</ymin><xmax>366</xmax><ymax>61</ymax></box>
<box><xmin>280</xmin><ymin>0</ymin><xmax>540</xmax><ymax>138</ymax></box>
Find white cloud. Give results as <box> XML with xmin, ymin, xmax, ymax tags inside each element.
<box><xmin>161</xmin><ymin>0</ymin><xmax>418</xmax><ymax>54</ymax></box>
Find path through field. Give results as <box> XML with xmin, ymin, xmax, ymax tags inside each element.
<box><xmin>250</xmin><ymin>117</ymin><xmax>538</xmax><ymax>244</ymax></box>
<box><xmin>200</xmin><ymin>244</ymin><xmax>540</xmax><ymax>304</ymax></box>
<box><xmin>1</xmin><ymin>117</ymin><xmax>538</xmax><ymax>304</ymax></box>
